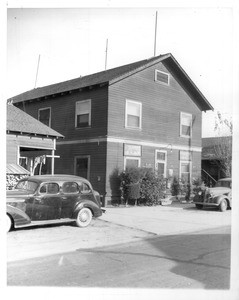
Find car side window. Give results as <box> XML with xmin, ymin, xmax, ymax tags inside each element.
<box><xmin>39</xmin><ymin>183</ymin><xmax>60</xmax><ymax>195</ymax></box>
<box><xmin>79</xmin><ymin>182</ymin><xmax>91</xmax><ymax>194</ymax></box>
<box><xmin>62</xmin><ymin>182</ymin><xmax>79</xmax><ymax>194</ymax></box>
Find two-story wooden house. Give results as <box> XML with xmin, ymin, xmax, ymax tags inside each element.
<box><xmin>9</xmin><ymin>53</ymin><xmax>213</xmax><ymax>205</ymax></box>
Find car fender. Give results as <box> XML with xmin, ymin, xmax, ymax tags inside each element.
<box><xmin>73</xmin><ymin>200</ymin><xmax>102</xmax><ymax>218</ymax></box>
<box><xmin>214</xmin><ymin>195</ymin><xmax>230</xmax><ymax>206</ymax></box>
<box><xmin>7</xmin><ymin>204</ymin><xmax>31</xmax><ymax>227</ymax></box>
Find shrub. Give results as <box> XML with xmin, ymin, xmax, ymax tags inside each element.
<box><xmin>140</xmin><ymin>168</ymin><xmax>166</xmax><ymax>206</ymax></box>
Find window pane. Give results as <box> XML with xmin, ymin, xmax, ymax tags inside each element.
<box><xmin>77</xmin><ymin>114</ymin><xmax>90</xmax><ymax>127</ymax></box>
<box><xmin>39</xmin><ymin>109</ymin><xmax>50</xmax><ymax>126</ymax></box>
<box><xmin>182</xmin><ymin>125</ymin><xmax>191</xmax><ymax>136</ymax></box>
<box><xmin>62</xmin><ymin>182</ymin><xmax>78</xmax><ymax>194</ymax></box>
<box><xmin>182</xmin><ymin>114</ymin><xmax>192</xmax><ymax>126</ymax></box>
<box><xmin>127</xmin><ymin>115</ymin><xmax>140</xmax><ymax>128</ymax></box>
<box><xmin>126</xmin><ymin>159</ymin><xmax>139</xmax><ymax>168</ymax></box>
<box><xmin>127</xmin><ymin>101</ymin><xmax>140</xmax><ymax>116</ymax></box>
<box><xmin>157</xmin><ymin>162</ymin><xmax>165</xmax><ymax>176</ymax></box>
<box><xmin>181</xmin><ymin>163</ymin><xmax>190</xmax><ymax>173</ymax></box>
<box><xmin>157</xmin><ymin>152</ymin><xmax>166</xmax><ymax>161</ymax></box>
<box><xmin>47</xmin><ymin>183</ymin><xmax>59</xmax><ymax>194</ymax></box>
<box><xmin>181</xmin><ymin>173</ymin><xmax>190</xmax><ymax>182</ymax></box>
<box><xmin>156</xmin><ymin>71</ymin><xmax>169</xmax><ymax>84</ymax></box>
<box><xmin>76</xmin><ymin>101</ymin><xmax>90</xmax><ymax>114</ymax></box>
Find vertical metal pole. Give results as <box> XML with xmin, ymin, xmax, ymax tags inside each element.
<box><xmin>154</xmin><ymin>11</ymin><xmax>158</xmax><ymax>56</ymax></box>
<box><xmin>34</xmin><ymin>54</ymin><xmax>41</xmax><ymax>88</ymax></box>
<box><xmin>51</xmin><ymin>139</ymin><xmax>56</xmax><ymax>175</ymax></box>
<box><xmin>105</xmin><ymin>39</ymin><xmax>108</xmax><ymax>70</ymax></box>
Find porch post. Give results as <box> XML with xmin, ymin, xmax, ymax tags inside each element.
<box><xmin>51</xmin><ymin>149</ymin><xmax>55</xmax><ymax>175</ymax></box>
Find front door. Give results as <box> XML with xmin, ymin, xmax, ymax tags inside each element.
<box><xmin>75</xmin><ymin>156</ymin><xmax>90</xmax><ymax>180</ymax></box>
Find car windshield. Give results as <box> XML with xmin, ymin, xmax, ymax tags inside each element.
<box><xmin>215</xmin><ymin>180</ymin><xmax>231</xmax><ymax>188</ymax></box>
<box><xmin>15</xmin><ymin>180</ymin><xmax>38</xmax><ymax>193</ymax></box>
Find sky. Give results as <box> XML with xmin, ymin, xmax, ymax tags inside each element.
<box><xmin>5</xmin><ymin>3</ymin><xmax>237</xmax><ymax>137</ymax></box>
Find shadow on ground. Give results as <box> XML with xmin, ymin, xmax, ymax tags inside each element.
<box><xmin>8</xmin><ymin>227</ymin><xmax>231</xmax><ymax>289</ymax></box>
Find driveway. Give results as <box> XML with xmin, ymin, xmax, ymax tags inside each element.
<box><xmin>7</xmin><ymin>203</ymin><xmax>231</xmax><ymax>262</ymax></box>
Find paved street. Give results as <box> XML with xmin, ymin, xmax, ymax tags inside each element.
<box><xmin>7</xmin><ymin>203</ymin><xmax>232</xmax><ymax>289</ymax></box>
<box><xmin>8</xmin><ymin>226</ymin><xmax>230</xmax><ymax>289</ymax></box>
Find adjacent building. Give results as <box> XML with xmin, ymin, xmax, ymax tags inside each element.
<box><xmin>7</xmin><ymin>103</ymin><xmax>63</xmax><ymax>177</ymax></box>
<box><xmin>9</xmin><ymin>53</ymin><xmax>213</xmax><ymax>205</ymax></box>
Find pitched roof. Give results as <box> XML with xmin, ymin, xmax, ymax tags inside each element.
<box><xmin>6</xmin><ymin>163</ymin><xmax>30</xmax><ymax>175</ymax></box>
<box><xmin>7</xmin><ymin>104</ymin><xmax>64</xmax><ymax>138</ymax></box>
<box><xmin>9</xmin><ymin>53</ymin><xmax>213</xmax><ymax>111</ymax></box>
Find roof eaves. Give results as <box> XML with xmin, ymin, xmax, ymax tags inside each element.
<box><xmin>164</xmin><ymin>54</ymin><xmax>214</xmax><ymax>111</ymax></box>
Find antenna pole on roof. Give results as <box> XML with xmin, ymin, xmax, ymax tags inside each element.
<box><xmin>105</xmin><ymin>38</ymin><xmax>108</xmax><ymax>70</ymax></box>
<box><xmin>34</xmin><ymin>54</ymin><xmax>41</xmax><ymax>88</ymax></box>
<box><xmin>154</xmin><ymin>11</ymin><xmax>158</xmax><ymax>56</ymax></box>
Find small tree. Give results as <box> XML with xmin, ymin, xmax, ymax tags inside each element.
<box><xmin>214</xmin><ymin>111</ymin><xmax>232</xmax><ymax>177</ymax></box>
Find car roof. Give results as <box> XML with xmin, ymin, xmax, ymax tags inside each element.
<box><xmin>24</xmin><ymin>174</ymin><xmax>90</xmax><ymax>184</ymax></box>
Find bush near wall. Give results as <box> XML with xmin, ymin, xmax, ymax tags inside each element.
<box><xmin>171</xmin><ymin>176</ymin><xmax>205</xmax><ymax>201</ymax></box>
<box><xmin>6</xmin><ymin>174</ymin><xmax>28</xmax><ymax>190</ymax></box>
<box><xmin>119</xmin><ymin>167</ymin><xmax>166</xmax><ymax>206</ymax></box>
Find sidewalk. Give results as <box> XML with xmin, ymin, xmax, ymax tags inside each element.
<box><xmin>100</xmin><ymin>203</ymin><xmax>231</xmax><ymax>236</ymax></box>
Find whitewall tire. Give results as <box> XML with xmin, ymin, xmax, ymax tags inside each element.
<box><xmin>75</xmin><ymin>208</ymin><xmax>92</xmax><ymax>228</ymax></box>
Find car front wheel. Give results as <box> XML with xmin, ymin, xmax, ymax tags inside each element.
<box><xmin>75</xmin><ymin>208</ymin><xmax>92</xmax><ymax>228</ymax></box>
<box><xmin>6</xmin><ymin>214</ymin><xmax>12</xmax><ymax>233</ymax></box>
<box><xmin>195</xmin><ymin>204</ymin><xmax>203</xmax><ymax>209</ymax></box>
<box><xmin>219</xmin><ymin>199</ymin><xmax>227</xmax><ymax>212</ymax></box>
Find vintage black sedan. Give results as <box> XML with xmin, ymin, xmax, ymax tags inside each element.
<box><xmin>6</xmin><ymin>175</ymin><xmax>104</xmax><ymax>232</ymax></box>
<box><xmin>193</xmin><ymin>178</ymin><xmax>232</xmax><ymax>212</ymax></box>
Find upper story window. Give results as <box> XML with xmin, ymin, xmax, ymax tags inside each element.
<box><xmin>75</xmin><ymin>99</ymin><xmax>91</xmax><ymax>128</ymax></box>
<box><xmin>180</xmin><ymin>112</ymin><xmax>192</xmax><ymax>138</ymax></box>
<box><xmin>155</xmin><ymin>70</ymin><xmax>170</xmax><ymax>85</ymax></box>
<box><xmin>125</xmin><ymin>99</ymin><xmax>142</xmax><ymax>130</ymax></box>
<box><xmin>38</xmin><ymin>107</ymin><xmax>51</xmax><ymax>127</ymax></box>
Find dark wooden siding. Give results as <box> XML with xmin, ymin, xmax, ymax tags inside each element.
<box><xmin>15</xmin><ymin>85</ymin><xmax>109</xmax><ymax>141</ymax></box>
<box><xmin>108</xmin><ymin>61</ymin><xmax>202</xmax><ymax>148</ymax></box>
<box><xmin>55</xmin><ymin>141</ymin><xmax>107</xmax><ymax>195</ymax></box>
<box><xmin>105</xmin><ymin>141</ymin><xmax>202</xmax><ymax>203</ymax></box>
<box><xmin>7</xmin><ymin>134</ymin><xmax>55</xmax><ymax>164</ymax></box>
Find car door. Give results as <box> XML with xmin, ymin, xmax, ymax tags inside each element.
<box><xmin>31</xmin><ymin>182</ymin><xmax>62</xmax><ymax>221</ymax></box>
<box><xmin>61</xmin><ymin>181</ymin><xmax>80</xmax><ymax>218</ymax></box>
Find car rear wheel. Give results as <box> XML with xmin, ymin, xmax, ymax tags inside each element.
<box><xmin>219</xmin><ymin>199</ymin><xmax>227</xmax><ymax>212</ymax></box>
<box><xmin>195</xmin><ymin>204</ymin><xmax>203</xmax><ymax>209</ymax></box>
<box><xmin>6</xmin><ymin>214</ymin><xmax>12</xmax><ymax>233</ymax></box>
<box><xmin>75</xmin><ymin>208</ymin><xmax>92</xmax><ymax>228</ymax></box>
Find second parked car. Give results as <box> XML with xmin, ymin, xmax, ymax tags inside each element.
<box><xmin>6</xmin><ymin>174</ymin><xmax>104</xmax><ymax>232</ymax></box>
<box><xmin>193</xmin><ymin>178</ymin><xmax>232</xmax><ymax>212</ymax></box>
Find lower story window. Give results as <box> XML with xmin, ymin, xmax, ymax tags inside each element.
<box><xmin>74</xmin><ymin>156</ymin><xmax>90</xmax><ymax>180</ymax></box>
<box><xmin>155</xmin><ymin>150</ymin><xmax>167</xmax><ymax>177</ymax></box>
<box><xmin>180</xmin><ymin>161</ymin><xmax>191</xmax><ymax>182</ymax></box>
<box><xmin>124</xmin><ymin>157</ymin><xmax>141</xmax><ymax>169</ymax></box>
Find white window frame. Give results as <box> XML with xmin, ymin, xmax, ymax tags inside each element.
<box><xmin>125</xmin><ymin>99</ymin><xmax>142</xmax><ymax>130</ymax></box>
<box><xmin>75</xmin><ymin>99</ymin><xmax>91</xmax><ymax>128</ymax></box>
<box><xmin>124</xmin><ymin>156</ymin><xmax>141</xmax><ymax>170</ymax></box>
<box><xmin>155</xmin><ymin>150</ymin><xmax>167</xmax><ymax>177</ymax></box>
<box><xmin>74</xmin><ymin>155</ymin><xmax>90</xmax><ymax>180</ymax></box>
<box><xmin>155</xmin><ymin>69</ymin><xmax>170</xmax><ymax>85</ymax></box>
<box><xmin>179</xmin><ymin>160</ymin><xmax>192</xmax><ymax>182</ymax></box>
<box><xmin>38</xmin><ymin>107</ymin><xmax>51</xmax><ymax>127</ymax></box>
<box><xmin>180</xmin><ymin>112</ymin><xmax>192</xmax><ymax>138</ymax></box>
